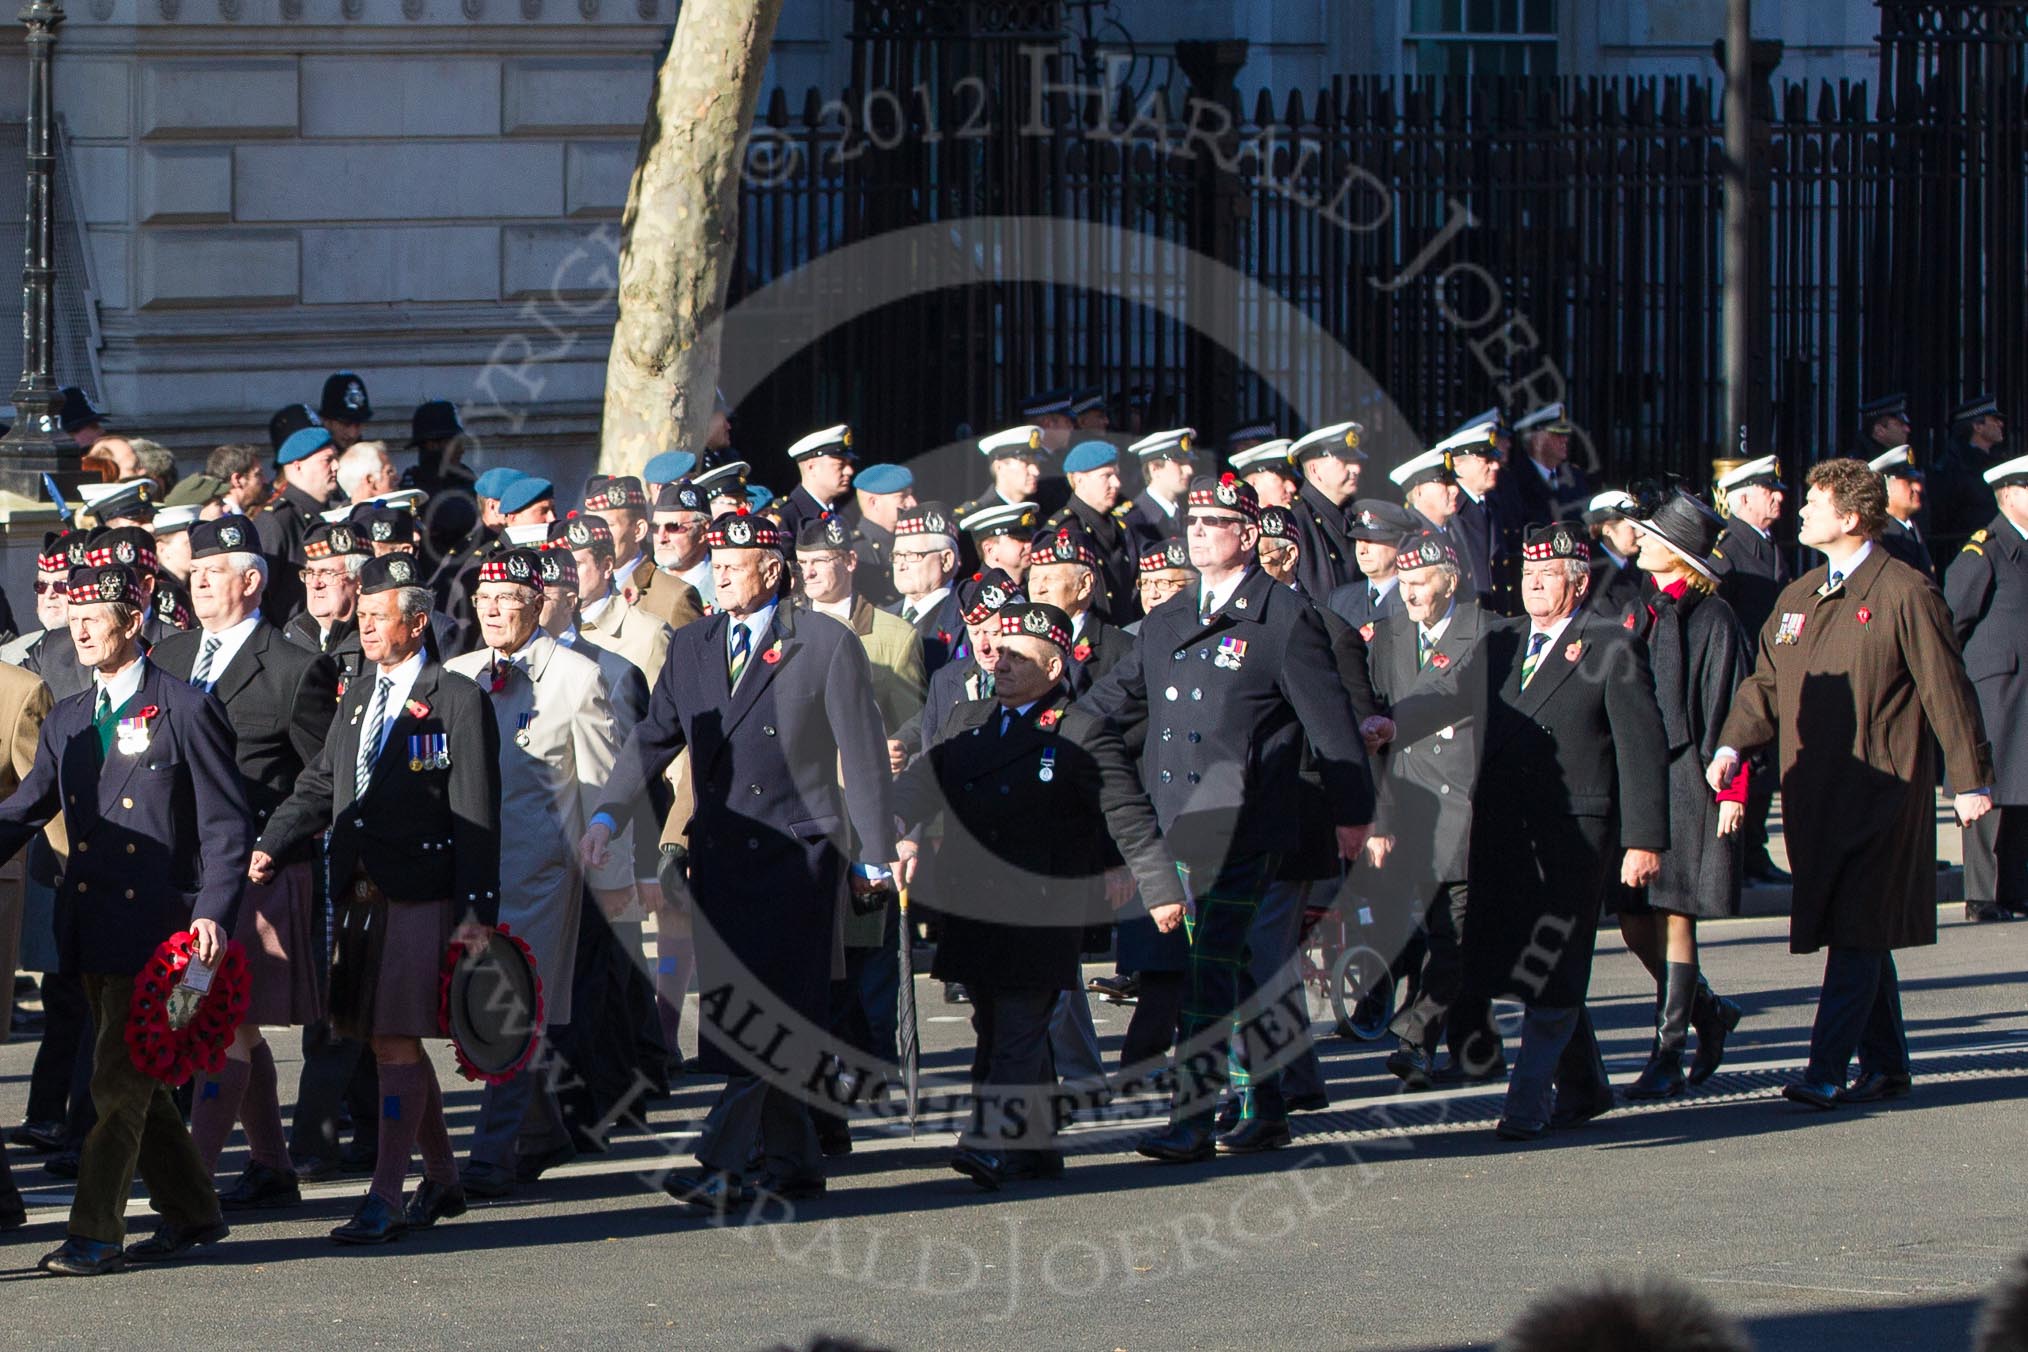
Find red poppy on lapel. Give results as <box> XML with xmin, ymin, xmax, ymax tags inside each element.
<box><xmin>1429</xmin><ymin>651</ymin><xmax>1450</xmax><ymax>670</ymax></box>
<box><xmin>1622</xmin><ymin>612</ymin><xmax>1637</xmax><ymax>630</ymax></box>
<box><xmin>136</xmin><ymin>705</ymin><xmax>158</xmax><ymax>722</ymax></box>
<box><xmin>1358</xmin><ymin>623</ymin><xmax>1374</xmax><ymax>642</ymax></box>
<box><xmin>1035</xmin><ymin>708</ymin><xmax>1060</xmax><ymax>730</ymax></box>
<box><xmin>405</xmin><ymin>698</ymin><xmax>430</xmax><ymax>719</ymax></box>
<box><xmin>1565</xmin><ymin>640</ymin><xmax>1585</xmax><ymax>663</ymax></box>
<box><xmin>761</xmin><ymin>641</ymin><xmax>784</xmax><ymax>665</ymax></box>
<box><xmin>1855</xmin><ymin>607</ymin><xmax>1872</xmax><ymax>625</ymax></box>
<box><xmin>1072</xmin><ymin>640</ymin><xmax>1092</xmax><ymax>663</ymax></box>
<box><xmin>335</xmin><ymin>680</ymin><xmax>347</xmax><ymax>699</ymax></box>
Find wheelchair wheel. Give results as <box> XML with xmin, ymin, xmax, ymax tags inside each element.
<box><xmin>1329</xmin><ymin>945</ymin><xmax>1396</xmax><ymax>1041</ymax></box>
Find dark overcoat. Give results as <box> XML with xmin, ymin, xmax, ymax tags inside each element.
<box><xmin>1944</xmin><ymin>516</ymin><xmax>2028</xmax><ymax>804</ymax></box>
<box><xmin>1718</xmin><ymin>545</ymin><xmax>1992</xmax><ymax>952</ymax></box>
<box><xmin>1367</xmin><ymin>598</ymin><xmax>1487</xmax><ymax>893</ymax></box>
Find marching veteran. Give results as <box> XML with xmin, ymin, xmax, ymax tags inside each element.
<box><xmin>0</xmin><ymin>561</ymin><xmax>252</xmax><ymax>1276</ymax></box>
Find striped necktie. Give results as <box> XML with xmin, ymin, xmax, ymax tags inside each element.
<box><xmin>356</xmin><ymin>677</ymin><xmax>393</xmax><ymax>800</ymax></box>
<box><xmin>191</xmin><ymin>634</ymin><xmax>222</xmax><ymax>690</ymax></box>
<box><xmin>1418</xmin><ymin>631</ymin><xmax>1433</xmax><ymax>669</ymax></box>
<box><xmin>1520</xmin><ymin>632</ymin><xmax>1550</xmax><ymax>689</ymax></box>
<box><xmin>728</xmin><ymin>622</ymin><xmax>752</xmax><ymax>687</ymax></box>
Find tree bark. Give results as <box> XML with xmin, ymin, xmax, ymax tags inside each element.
<box><xmin>601</xmin><ymin>0</ymin><xmax>784</xmax><ymax>477</ymax></box>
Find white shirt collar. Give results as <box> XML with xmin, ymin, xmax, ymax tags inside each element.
<box><xmin>1824</xmin><ymin>539</ymin><xmax>1874</xmax><ymax>581</ymax></box>
<box><xmin>1738</xmin><ymin>518</ymin><xmax>1771</xmax><ymax>542</ymax></box>
<box><xmin>1070</xmin><ymin>610</ymin><xmax>1090</xmax><ymax>640</ymax></box>
<box><xmin>556</xmin><ymin>622</ymin><xmax>582</xmax><ymax>648</ymax></box>
<box><xmin>1531</xmin><ymin>458</ymin><xmax>1557</xmax><ymax>484</ymax></box>
<box><xmin>813</xmin><ymin>595</ymin><xmax>854</xmax><ymax>624</ymax></box>
<box><xmin>1368</xmin><ymin>574</ymin><xmax>1400</xmax><ymax>600</ymax></box>
<box><xmin>728</xmin><ymin>602</ymin><xmax>778</xmax><ymax>659</ymax></box>
<box><xmin>93</xmin><ymin>655</ymin><xmax>148</xmax><ymax>711</ymax></box>
<box><xmin>906</xmin><ymin>585</ymin><xmax>950</xmax><ymax>618</ymax></box>
<box><xmin>1147</xmin><ymin>488</ymin><xmax>1179</xmax><ymax>519</ymax></box>
<box><xmin>1199</xmin><ymin>568</ymin><xmax>1248</xmax><ymax>617</ymax></box>
<box><xmin>1527</xmin><ymin>612</ymin><xmax>1578</xmax><ymax>649</ymax></box>
<box><xmin>612</xmin><ymin>553</ymin><xmax>645</xmax><ymax>583</ymax></box>
<box><xmin>191</xmin><ymin>611</ymin><xmax>263</xmax><ymax>689</ymax></box>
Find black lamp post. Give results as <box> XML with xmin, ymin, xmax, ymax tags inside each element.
<box><xmin>0</xmin><ymin>0</ymin><xmax>81</xmax><ymax>493</ymax></box>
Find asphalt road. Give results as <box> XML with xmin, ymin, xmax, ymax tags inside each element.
<box><xmin>2</xmin><ymin>900</ymin><xmax>2023</xmax><ymax>1352</ymax></box>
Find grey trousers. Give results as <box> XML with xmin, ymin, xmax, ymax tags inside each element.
<box><xmin>1048</xmin><ymin>988</ymin><xmax>1105</xmax><ymax>1085</ymax></box>
<box><xmin>465</xmin><ymin>1045</ymin><xmax>571</xmax><ymax>1171</ymax></box>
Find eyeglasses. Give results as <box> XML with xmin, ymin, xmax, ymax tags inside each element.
<box><xmin>32</xmin><ymin>580</ymin><xmax>67</xmax><ymax>595</ymax></box>
<box><xmin>302</xmin><ymin>566</ymin><xmax>351</xmax><ymax>584</ymax></box>
<box><xmin>473</xmin><ymin>593</ymin><xmax>536</xmax><ymax>612</ymax></box>
<box><xmin>892</xmin><ymin>549</ymin><xmax>947</xmax><ymax>563</ymax></box>
<box><xmin>1185</xmin><ymin>513</ymin><xmax>1247</xmax><ymax>531</ymax></box>
<box><xmin>653</xmin><ymin>518</ymin><xmax>706</xmax><ymax>535</ymax></box>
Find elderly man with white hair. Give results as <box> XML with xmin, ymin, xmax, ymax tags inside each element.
<box><xmin>336</xmin><ymin>441</ymin><xmax>400</xmax><ymax>505</ymax></box>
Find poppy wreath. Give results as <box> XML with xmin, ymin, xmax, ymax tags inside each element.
<box><xmin>436</xmin><ymin>923</ymin><xmax>545</xmax><ymax>1085</ymax></box>
<box><xmin>124</xmin><ymin>933</ymin><xmax>252</xmax><ymax>1085</ymax></box>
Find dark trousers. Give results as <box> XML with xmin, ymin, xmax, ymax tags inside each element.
<box><xmin>1119</xmin><ymin>971</ymin><xmax>1183</xmax><ymax>1077</ymax></box>
<box><xmin>694</xmin><ymin>1074</ymin><xmax>820</xmax><ymax>1185</ymax></box>
<box><xmin>1231</xmin><ymin>878</ymin><xmax>1323</xmax><ymax>1115</ymax></box>
<box><xmin>1964</xmin><ymin>806</ymin><xmax>2028</xmax><ymax>908</ymax></box>
<box><xmin>965</xmin><ymin>984</ymin><xmax>1060</xmax><ymax>1162</ymax></box>
<box><xmin>25</xmin><ymin>970</ymin><xmax>93</xmax><ymax>1136</ymax></box>
<box><xmin>73</xmin><ymin>975</ymin><xmax>219</xmax><ymax>1245</ymax></box>
<box><xmin>1389</xmin><ymin>881</ymin><xmax>1473</xmax><ymax>1061</ymax></box>
<box><xmin>1174</xmin><ymin>853</ymin><xmax>1279</xmax><ymax>1125</ymax></box>
<box><xmin>1502</xmin><ymin>1003</ymin><xmax>1611</xmax><ymax>1129</ymax></box>
<box><xmin>290</xmin><ymin>1019</ymin><xmax>378</xmax><ymax>1161</ymax></box>
<box><xmin>814</xmin><ymin>941</ymin><xmax>885</xmax><ymax>1142</ymax></box>
<box><xmin>1806</xmin><ymin>948</ymin><xmax>1909</xmax><ymax>1085</ymax></box>
<box><xmin>0</xmin><ymin>1136</ymin><xmax>20</xmax><ymax>1224</ymax></box>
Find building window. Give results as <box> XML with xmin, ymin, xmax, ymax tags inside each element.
<box><xmin>1406</xmin><ymin>0</ymin><xmax>1559</xmax><ymax>77</ymax></box>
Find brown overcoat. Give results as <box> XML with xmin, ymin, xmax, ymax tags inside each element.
<box><xmin>1717</xmin><ymin>544</ymin><xmax>1993</xmax><ymax>953</ymax></box>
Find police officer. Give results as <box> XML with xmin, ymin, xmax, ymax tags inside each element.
<box><xmin>1931</xmin><ymin>394</ymin><xmax>2008</xmax><ymax>566</ymax></box>
<box><xmin>1945</xmin><ymin>454</ymin><xmax>2028</xmax><ymax>922</ymax></box>
<box><xmin>1869</xmin><ymin>446</ymin><xmax>1935</xmax><ymax>580</ymax></box>
<box><xmin>1085</xmin><ymin>473</ymin><xmax>1374</xmax><ymax>1161</ymax></box>
<box><xmin>893</xmin><ymin>601</ymin><xmax>1183</xmax><ymax>1191</ymax></box>
<box><xmin>152</xmin><ymin>519</ymin><xmax>339</xmax><ymax>1208</ymax></box>
<box><xmin>401</xmin><ymin>399</ymin><xmax>480</xmax><ymax>572</ymax></box>
<box><xmin>770</xmin><ymin>424</ymin><xmax>857</xmax><ymax>541</ymax></box>
<box><xmin>955</xmin><ymin>426</ymin><xmax>1046</xmax><ymax>534</ymax></box>
<box><xmin>319</xmin><ymin>372</ymin><xmax>373</xmax><ymax>451</ymax></box>
<box><xmin>1854</xmin><ymin>391</ymin><xmax>1912</xmax><ymax>461</ymax></box>
<box><xmin>1019</xmin><ymin>389</ymin><xmax>1077</xmax><ymax>455</ymax></box>
<box><xmin>1043</xmin><ymin>441</ymin><xmax>1138</xmax><ymax>623</ymax></box>
<box><xmin>1287</xmin><ymin>422</ymin><xmax>1365</xmax><ymax>601</ymax></box>
<box><xmin>58</xmin><ymin>386</ymin><xmax>110</xmax><ymax>450</ymax></box>
<box><xmin>0</xmin><ymin>562</ymin><xmax>252</xmax><ymax>1276</ymax></box>
<box><xmin>1325</xmin><ymin>499</ymin><xmax>1416</xmax><ymax>634</ymax></box>
<box><xmin>252</xmin><ymin>552</ymin><xmax>502</xmax><ymax>1244</ymax></box>
<box><xmin>1120</xmin><ymin>428</ymin><xmax>1196</xmax><ymax>558</ymax></box>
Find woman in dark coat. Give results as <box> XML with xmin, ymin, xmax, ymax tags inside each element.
<box><xmin>1616</xmin><ymin>491</ymin><xmax>1751</xmax><ymax>1098</ymax></box>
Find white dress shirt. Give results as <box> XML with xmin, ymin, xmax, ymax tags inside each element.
<box><xmin>189</xmin><ymin>611</ymin><xmax>263</xmax><ymax>690</ymax></box>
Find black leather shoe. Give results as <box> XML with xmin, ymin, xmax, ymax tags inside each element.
<box><xmin>1689</xmin><ymin>992</ymin><xmax>1744</xmax><ymax>1086</ymax></box>
<box><xmin>338</xmin><ymin>1139</ymin><xmax>378</xmax><ymax>1175</ymax></box>
<box><xmin>330</xmin><ymin>1194</ymin><xmax>409</xmax><ymax>1245</ymax></box>
<box><xmin>9</xmin><ymin>1120</ymin><xmax>67</xmax><ymax>1152</ymax></box>
<box><xmin>663</xmin><ymin>1170</ymin><xmax>755</xmax><ymax>1212</ymax></box>
<box><xmin>1550</xmin><ymin>1086</ymin><xmax>1616</xmax><ymax>1128</ymax></box>
<box><xmin>942</xmin><ymin>983</ymin><xmax>970</xmax><ymax>1005</ymax></box>
<box><xmin>513</xmin><ymin>1141</ymin><xmax>577</xmax><ymax>1184</ymax></box>
<box><xmin>39</xmin><ymin>1236</ymin><xmax>126</xmax><ymax>1276</ymax></box>
<box><xmin>124</xmin><ymin>1218</ymin><xmax>228</xmax><ymax>1262</ymax></box>
<box><xmin>1215</xmin><ymin>1118</ymin><xmax>1291</xmax><ymax>1155</ymax></box>
<box><xmin>403</xmin><ymin>1179</ymin><xmax>469</xmax><ymax>1229</ymax></box>
<box><xmin>1834</xmin><ymin>1071</ymin><xmax>1912</xmax><ymax>1103</ymax></box>
<box><xmin>290</xmin><ymin>1153</ymin><xmax>340</xmax><ymax>1183</ymax></box>
<box><xmin>757</xmin><ymin>1173</ymin><xmax>826</xmax><ymax>1201</ymax></box>
<box><xmin>1285</xmin><ymin>1091</ymin><xmax>1331</xmax><ymax>1114</ymax></box>
<box><xmin>1386</xmin><ymin>1043</ymin><xmax>1436</xmax><ymax>1090</ymax></box>
<box><xmin>1213</xmin><ymin>1098</ymin><xmax>1241</xmax><ymax>1134</ymax></box>
<box><xmin>816</xmin><ymin>1124</ymin><xmax>854</xmax><ymax>1158</ymax></box>
<box><xmin>219</xmin><ymin>1162</ymin><xmax>301</xmax><ymax>1212</ymax></box>
<box><xmin>0</xmin><ymin>1205</ymin><xmax>25</xmax><ymax>1233</ymax></box>
<box><xmin>1493</xmin><ymin>1118</ymin><xmax>1546</xmax><ymax>1142</ymax></box>
<box><xmin>1087</xmin><ymin>974</ymin><xmax>1138</xmax><ymax>1001</ymax></box>
<box><xmin>1782</xmin><ymin>1079</ymin><xmax>1842</xmax><ymax>1111</ymax></box>
<box><xmin>43</xmin><ymin>1149</ymin><xmax>79</xmax><ymax>1180</ymax></box>
<box><xmin>458</xmin><ymin>1165</ymin><xmax>515</xmax><ymax>1199</ymax></box>
<box><xmin>950</xmin><ymin>1146</ymin><xmax>1007</xmax><ymax>1191</ymax></box>
<box><xmin>1967</xmin><ymin>901</ymin><xmax>2009</xmax><ymax>924</ymax></box>
<box><xmin>1136</xmin><ymin>1124</ymin><xmax>1216</xmax><ymax>1164</ymax></box>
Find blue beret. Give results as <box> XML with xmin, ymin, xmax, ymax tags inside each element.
<box><xmin>644</xmin><ymin>450</ymin><xmax>698</xmax><ymax>484</ymax></box>
<box><xmin>745</xmin><ymin>483</ymin><xmax>775</xmax><ymax>510</ymax></box>
<box><xmin>276</xmin><ymin>426</ymin><xmax>334</xmax><ymax>466</ymax></box>
<box><xmin>854</xmin><ymin>462</ymin><xmax>913</xmax><ymax>494</ymax></box>
<box><xmin>497</xmin><ymin>476</ymin><xmax>555</xmax><ymax>516</ymax></box>
<box><xmin>1063</xmin><ymin>440</ymin><xmax>1118</xmax><ymax>474</ymax></box>
<box><xmin>473</xmin><ymin>467</ymin><xmax>526</xmax><ymax>500</ymax></box>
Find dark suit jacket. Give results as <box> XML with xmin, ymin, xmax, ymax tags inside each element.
<box><xmin>1715</xmin><ymin>521</ymin><xmax>1789</xmax><ymax>658</ymax></box>
<box><xmin>283</xmin><ymin>612</ymin><xmax>367</xmax><ymax>688</ymax></box>
<box><xmin>1065</xmin><ymin>615</ymin><xmax>1135</xmax><ymax>696</ymax></box>
<box><xmin>1368</xmin><ymin>599</ymin><xmax>1487</xmax><ymax>888</ymax></box>
<box><xmin>1584</xmin><ymin>549</ymin><xmax>1651</xmax><ymax>627</ymax></box>
<box><xmin>1326</xmin><ymin>577</ymin><xmax>1406</xmax><ymax>635</ymax></box>
<box><xmin>152</xmin><ymin>622</ymin><xmax>340</xmax><ymax>862</ymax></box>
<box><xmin>895</xmin><ymin>695</ymin><xmax>1183</xmax><ymax>991</ymax></box>
<box><xmin>21</xmin><ymin>628</ymin><xmax>91</xmax><ymax>701</ymax></box>
<box><xmin>258</xmin><ymin>659</ymin><xmax>501</xmax><ymax>920</ymax></box>
<box><xmin>1121</xmin><ymin>490</ymin><xmax>1186</xmax><ymax>560</ymax></box>
<box><xmin>1946</xmin><ymin>514</ymin><xmax>2028</xmax><ymax>803</ymax></box>
<box><xmin>1081</xmin><ymin>565</ymin><xmax>1374</xmax><ymax>869</ymax></box>
<box><xmin>600</xmin><ymin>602</ymin><xmax>898</xmax><ymax>1064</ymax></box>
<box><xmin>0</xmin><ymin>661</ymin><xmax>251</xmax><ymax>974</ymax></box>
<box><xmin>1468</xmin><ymin>610</ymin><xmax>1670</xmax><ymax>1006</ymax></box>
<box><xmin>908</xmin><ymin>587</ymin><xmax>968</xmax><ymax>679</ymax></box>
<box><xmin>1291</xmin><ymin>482</ymin><xmax>1357</xmax><ymax>601</ymax></box>
<box><xmin>1045</xmin><ymin>495</ymin><xmax>1140</xmax><ymax>625</ymax></box>
<box><xmin>770</xmin><ymin>484</ymin><xmax>845</xmax><ymax>543</ymax></box>
<box><xmin>1880</xmin><ymin>515</ymin><xmax>1936</xmax><ymax>582</ymax></box>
